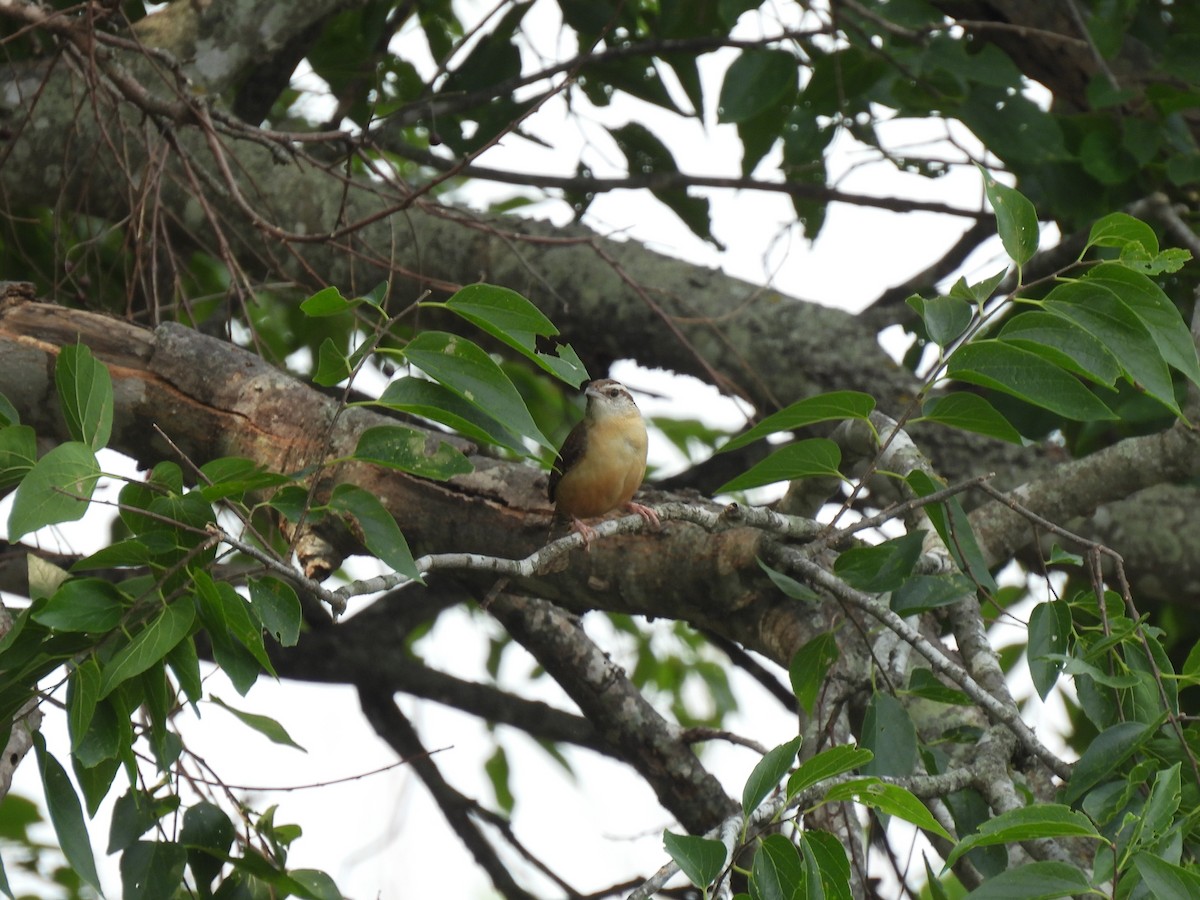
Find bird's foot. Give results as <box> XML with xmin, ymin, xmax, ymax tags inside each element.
<box><xmin>626</xmin><ymin>502</ymin><xmax>661</xmax><ymax>530</ymax></box>
<box><xmin>571</xmin><ymin>517</ymin><xmax>599</xmax><ymax>551</ymax></box>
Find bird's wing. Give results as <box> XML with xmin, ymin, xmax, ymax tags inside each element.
<box><xmin>549</xmin><ymin>419</ymin><xmax>588</xmax><ymax>502</ymax></box>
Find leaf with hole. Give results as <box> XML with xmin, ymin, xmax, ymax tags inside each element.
<box><xmin>435</xmin><ymin>284</ymin><xmax>589</xmax><ymax>387</ymax></box>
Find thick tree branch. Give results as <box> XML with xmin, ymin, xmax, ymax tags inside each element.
<box><xmin>489</xmin><ymin>593</ymin><xmax>739</xmax><ymax>835</ymax></box>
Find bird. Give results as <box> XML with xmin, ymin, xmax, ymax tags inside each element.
<box><xmin>548</xmin><ymin>378</ymin><xmax>661</xmax><ymax>546</ymax></box>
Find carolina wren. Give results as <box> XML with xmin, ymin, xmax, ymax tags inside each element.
<box><xmin>549</xmin><ymin>379</ymin><xmax>660</xmax><ymax>545</ymax></box>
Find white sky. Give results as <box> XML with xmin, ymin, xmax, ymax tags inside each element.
<box><xmin>2</xmin><ymin>1</ymin><xmax>1061</xmax><ymax>898</ymax></box>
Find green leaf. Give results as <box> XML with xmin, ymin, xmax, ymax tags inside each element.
<box><xmin>167</xmin><ymin>637</ymin><xmax>203</xmax><ymax>707</ymax></box>
<box><xmin>485</xmin><ymin>745</ymin><xmax>514</xmax><ymax>816</ymax></box>
<box><xmin>907</xmin><ymin>470</ymin><xmax>997</xmax><ymax>592</ymax></box>
<box><xmin>716</xmin><ymin>438</ymin><xmax>842</xmax><ymax>494</ymax></box>
<box><xmin>721</xmin><ymin>391</ymin><xmax>875</xmax><ymax>452</ymax></box>
<box><xmin>1043</xmin><ymin>280</ymin><xmax>1178</xmax><ymax>414</ymax></box>
<box><xmin>0</xmin><ymin>424</ymin><xmax>36</xmax><ymax>490</ymax></box>
<box><xmin>289</xmin><ymin>869</ymin><xmax>342</xmax><ymax>900</ymax></box>
<box><xmin>861</xmin><ymin>693</ymin><xmax>917</xmax><ymax>778</ymax></box>
<box><xmin>1140</xmin><ymin>763</ymin><xmax>1182</xmax><ymax>839</ymax></box>
<box><xmin>248</xmin><ymin>578</ymin><xmax>301</xmax><ymax>647</ymax></box>
<box><xmin>1084</xmin><ymin>263</ymin><xmax>1200</xmax><ymax>390</ymax></box>
<box><xmin>67</xmin><ymin>658</ymin><xmax>102</xmax><ymax>752</ymax></box>
<box><xmin>300</xmin><ymin>285</ymin><xmax>355</xmax><ymax>317</ymax></box>
<box><xmin>0</xmin><ymin>391</ymin><xmax>18</xmax><ymax>427</ymax></box>
<box><xmin>751</xmin><ymin>833</ymin><xmax>805</xmax><ymax>898</ymax></box>
<box><xmin>961</xmin><ymin>861</ymin><xmax>1090</xmax><ymax>899</ymax></box>
<box><xmin>329</xmin><ymin>483</ymin><xmax>422</xmax><ymax>581</ymax></box>
<box><xmin>108</xmin><ymin>788</ymin><xmax>166</xmax><ymax>853</ymax></box>
<box><xmin>436</xmin><ymin>283</ymin><xmax>588</xmax><ymax>386</ymax></box>
<box><xmin>56</xmin><ymin>343</ymin><xmax>113</xmax><ymax>451</ymax></box>
<box><xmin>98</xmin><ymin>598</ymin><xmax>196</xmax><ymax>699</ymax></box>
<box><xmin>211</xmin><ymin>696</ymin><xmax>306</xmax><ymax>751</ymax></box>
<box><xmin>120</xmin><ymin>840</ymin><xmax>188</xmax><ymax>900</ymax></box>
<box><xmin>907</xmin><ymin>668</ymin><xmax>972</xmax><ymax>706</ymax></box>
<box><xmin>907</xmin><ymin>295</ymin><xmax>973</xmax><ymax>346</ymax></box>
<box><xmin>718</xmin><ymin>49</ymin><xmax>798</xmax><ymax>123</ymax></box>
<box><xmin>1084</xmin><ymin>212</ymin><xmax>1158</xmax><ymax>256</ymax></box>
<box><xmin>945</xmin><ymin>340</ymin><xmax>1118</xmax><ymax>422</ymax></box>
<box><xmin>194</xmin><ymin>572</ymin><xmax>275</xmax><ymax>677</ymax></box>
<box><xmin>7</xmin><ymin>442</ymin><xmax>101</xmax><ymax>540</ymax></box>
<box><xmin>891</xmin><ymin>574</ymin><xmax>975</xmax><ymax>615</ymax></box>
<box><xmin>824</xmin><ymin>778</ymin><xmax>952</xmax><ymax>841</ymax></box>
<box><xmin>403</xmin><ymin>331</ymin><xmax>554</xmax><ymax>451</ymax></box>
<box><xmin>1027</xmin><ymin>599</ymin><xmax>1071</xmax><ymax>700</ymax></box>
<box><xmin>1000</xmin><ymin>311</ymin><xmax>1122</xmax><ymax>386</ymax></box>
<box><xmin>313</xmin><ymin>337</ymin><xmax>353</xmax><ymax>387</ymax></box>
<box><xmin>759</xmin><ymin>559</ymin><xmax>822</xmax><ymax>603</ymax></box>
<box><xmin>978</xmin><ymin>166</ymin><xmax>1039</xmax><ymax>271</ymax></box>
<box><xmin>787</xmin><ymin>745</ymin><xmax>874</xmax><ymax>798</ymax></box>
<box><xmin>835</xmin><ymin>530</ymin><xmax>926</xmax><ymax>593</ymax></box>
<box><xmin>33</xmin><ymin>578</ymin><xmax>127</xmax><ymax>632</ymax></box>
<box><xmin>663</xmin><ymin>830</ymin><xmax>728</xmax><ymax>888</ymax></box>
<box><xmin>181</xmin><ymin>802</ymin><xmax>235</xmax><ymax>895</ymax></box>
<box><xmin>918</xmin><ymin>393</ymin><xmax>1023</xmax><ymax>444</ymax></box>
<box><xmin>1063</xmin><ymin>720</ymin><xmax>1156</xmax><ymax>806</ymax></box>
<box><xmin>196</xmin><ymin>457</ymin><xmax>291</xmax><ymax>503</ymax></box>
<box><xmin>803</xmin><ymin>830</ymin><xmax>852</xmax><ymax>900</ymax></box>
<box><xmin>33</xmin><ymin>733</ymin><xmax>102</xmax><ymax>892</ymax></box>
<box><xmin>743</xmin><ymin>736</ymin><xmax>803</xmax><ymax>814</ymax></box>
<box><xmin>610</xmin><ymin>122</ymin><xmax>718</xmax><ymax>244</ymax></box>
<box><xmin>72</xmin><ymin>695</ymin><xmax>124</xmax><ymax>769</ymax></box>
<box><xmin>948</xmin><ymin>269</ymin><xmax>1008</xmax><ymax>305</ymax></box>
<box><xmin>372</xmin><ymin>377</ymin><xmax>527</xmax><ymax>454</ymax></box>
<box><xmin>352</xmin><ymin>425</ymin><xmax>473</xmax><ymax>480</ymax></box>
<box><xmin>944</xmin><ymin>804</ymin><xmax>1100</xmax><ymax>869</ymax></box>
<box><xmin>789</xmin><ymin>633</ymin><xmax>839</xmax><ymax>717</ymax></box>
<box><xmin>28</xmin><ymin>555</ymin><xmax>70</xmax><ymax>601</ymax></box>
<box><xmin>1134</xmin><ymin>851</ymin><xmax>1200</xmax><ymax>900</ymax></box>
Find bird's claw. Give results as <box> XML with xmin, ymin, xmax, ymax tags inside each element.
<box><xmin>626</xmin><ymin>502</ymin><xmax>661</xmax><ymax>530</ymax></box>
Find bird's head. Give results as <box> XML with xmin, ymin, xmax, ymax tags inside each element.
<box><xmin>584</xmin><ymin>379</ymin><xmax>640</xmax><ymax>421</ymax></box>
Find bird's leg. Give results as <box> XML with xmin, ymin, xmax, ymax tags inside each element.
<box><xmin>625</xmin><ymin>502</ymin><xmax>661</xmax><ymax>530</ymax></box>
